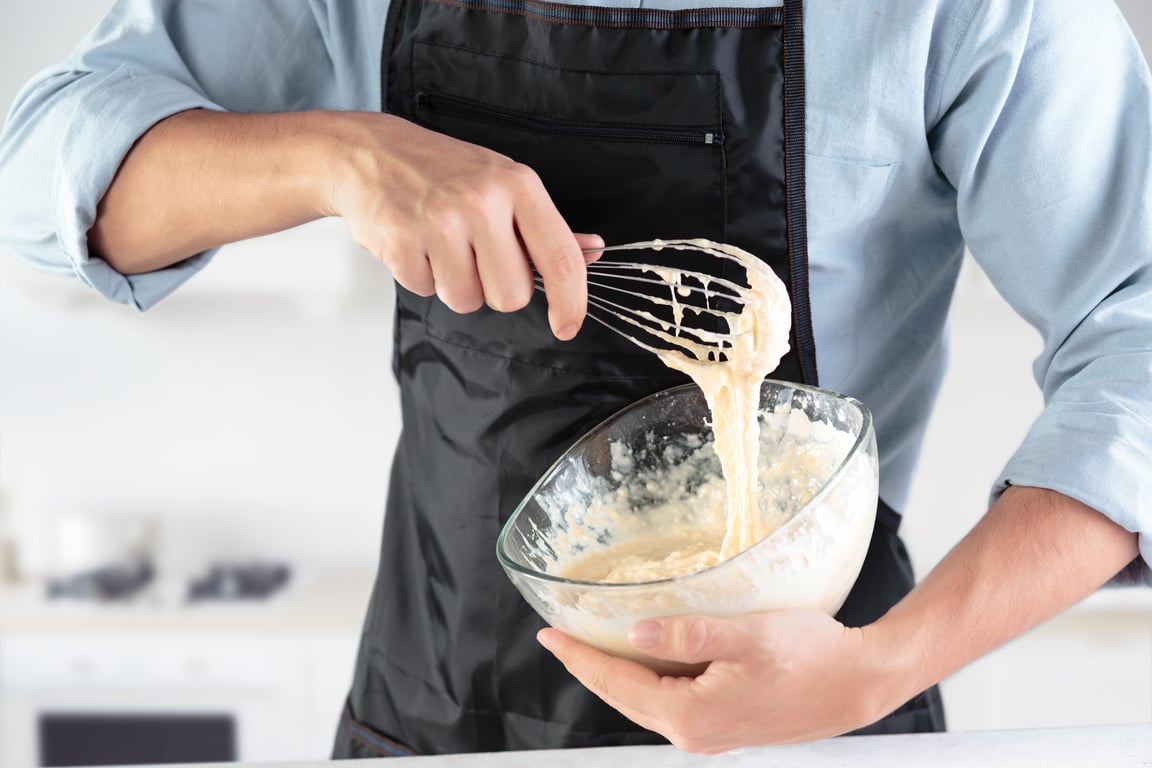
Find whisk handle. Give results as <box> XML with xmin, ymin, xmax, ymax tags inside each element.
<box><xmin>581</xmin><ymin>244</ymin><xmax>644</xmax><ymax>254</ymax></box>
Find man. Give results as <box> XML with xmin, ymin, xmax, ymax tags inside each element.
<box><xmin>0</xmin><ymin>0</ymin><xmax>1147</xmax><ymax>756</ymax></box>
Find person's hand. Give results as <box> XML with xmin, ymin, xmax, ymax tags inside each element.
<box><xmin>537</xmin><ymin>609</ymin><xmax>898</xmax><ymax>753</ymax></box>
<box><xmin>325</xmin><ymin>113</ymin><xmax>600</xmax><ymax>340</ymax></box>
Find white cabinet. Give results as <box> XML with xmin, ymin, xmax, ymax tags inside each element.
<box><xmin>0</xmin><ymin>571</ymin><xmax>371</xmax><ymax>766</ymax></box>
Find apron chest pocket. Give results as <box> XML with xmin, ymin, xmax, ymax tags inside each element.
<box><xmin>407</xmin><ymin>40</ymin><xmax>728</xmax><ymax>244</ymax></box>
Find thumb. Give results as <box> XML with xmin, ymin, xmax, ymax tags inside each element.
<box><xmin>629</xmin><ymin>615</ymin><xmax>750</xmax><ymax>665</ymax></box>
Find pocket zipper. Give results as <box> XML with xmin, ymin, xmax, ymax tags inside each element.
<box><xmin>415</xmin><ymin>91</ymin><xmax>724</xmax><ymax>147</ymax></box>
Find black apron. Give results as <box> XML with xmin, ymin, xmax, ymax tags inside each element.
<box><xmin>334</xmin><ymin>0</ymin><xmax>944</xmax><ymax>756</ymax></box>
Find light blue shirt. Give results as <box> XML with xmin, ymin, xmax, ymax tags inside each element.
<box><xmin>1</xmin><ymin>0</ymin><xmax>1150</xmax><ymax>573</ymax></box>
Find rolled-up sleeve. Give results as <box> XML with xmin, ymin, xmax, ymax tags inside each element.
<box><xmin>44</xmin><ymin>65</ymin><xmax>221</xmax><ymax>309</ymax></box>
<box><xmin>930</xmin><ymin>1</ymin><xmax>1152</xmax><ymax>573</ymax></box>
<box><xmin>0</xmin><ymin>0</ymin><xmax>377</xmax><ymax>310</ymax></box>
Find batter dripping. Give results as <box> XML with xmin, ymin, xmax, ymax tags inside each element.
<box><xmin>561</xmin><ymin>239</ymin><xmax>792</xmax><ymax>583</ymax></box>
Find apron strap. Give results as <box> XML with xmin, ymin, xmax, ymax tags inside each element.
<box><xmin>836</xmin><ymin>498</ymin><xmax>912</xmax><ymax>629</ymax></box>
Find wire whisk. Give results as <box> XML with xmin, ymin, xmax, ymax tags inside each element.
<box><xmin>534</xmin><ymin>239</ymin><xmax>763</xmax><ymax>364</ymax></box>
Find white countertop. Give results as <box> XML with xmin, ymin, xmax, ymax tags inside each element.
<box><xmin>112</xmin><ymin>724</ymin><xmax>1152</xmax><ymax>767</ymax></box>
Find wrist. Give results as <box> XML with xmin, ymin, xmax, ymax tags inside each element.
<box><xmin>281</xmin><ymin>110</ymin><xmax>371</xmax><ymax>220</ymax></box>
<box><xmin>857</xmin><ymin>615</ymin><xmax>933</xmax><ymax>722</ymax></box>
<box><xmin>866</xmin><ymin>617</ymin><xmax>930</xmax><ymax>709</ymax></box>
<box><xmin>309</xmin><ymin>110</ymin><xmax>415</xmax><ymax>221</ymax></box>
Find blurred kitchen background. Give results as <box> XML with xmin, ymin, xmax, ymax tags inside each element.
<box><xmin>1</xmin><ymin>2</ymin><xmax>1149</xmax><ymax>766</ymax></box>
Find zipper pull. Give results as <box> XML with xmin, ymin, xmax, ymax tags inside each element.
<box><xmin>415</xmin><ymin>91</ymin><xmax>431</xmax><ymax>110</ymax></box>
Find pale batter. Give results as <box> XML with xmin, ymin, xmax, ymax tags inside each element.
<box><xmin>560</xmin><ymin>239</ymin><xmax>792</xmax><ymax>584</ymax></box>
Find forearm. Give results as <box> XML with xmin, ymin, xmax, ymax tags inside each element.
<box><xmin>84</xmin><ymin>104</ymin><xmax>591</xmax><ymax>332</ymax></box>
<box><xmin>866</xmin><ymin>485</ymin><xmax>1140</xmax><ymax>712</ymax></box>
<box><xmin>89</xmin><ymin>108</ymin><xmax>369</xmax><ymax>273</ymax></box>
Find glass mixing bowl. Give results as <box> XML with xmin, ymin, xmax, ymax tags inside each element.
<box><xmin>497</xmin><ymin>379</ymin><xmax>878</xmax><ymax>675</ymax></box>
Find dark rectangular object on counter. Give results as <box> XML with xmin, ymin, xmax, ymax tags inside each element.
<box><xmin>39</xmin><ymin>713</ymin><xmax>236</xmax><ymax>766</ymax></box>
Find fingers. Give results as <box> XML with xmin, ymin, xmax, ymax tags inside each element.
<box><xmin>387</xmin><ymin>243</ymin><xmax>436</xmax><ymax>297</ymax></box>
<box><xmin>629</xmin><ymin>615</ymin><xmax>751</xmax><ymax>666</ymax></box>
<box><xmin>389</xmin><ymin>175</ymin><xmax>589</xmax><ymax>330</ymax></box>
<box><xmin>425</xmin><ymin>212</ymin><xmax>484</xmax><ymax>313</ymax></box>
<box><xmin>537</xmin><ymin>627</ymin><xmax>737</xmax><ymax>754</ymax></box>
<box><xmin>472</xmin><ymin>219</ymin><xmax>535</xmax><ymax>314</ymax></box>
<box><xmin>512</xmin><ymin>171</ymin><xmax>588</xmax><ymax>340</ymax></box>
<box><xmin>472</xmin><ymin>230</ymin><xmax>601</xmax><ymax>314</ymax></box>
<box><xmin>537</xmin><ymin>628</ymin><xmax>680</xmax><ymax>732</ymax></box>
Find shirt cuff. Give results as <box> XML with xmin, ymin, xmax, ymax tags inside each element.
<box><xmin>993</xmin><ymin>404</ymin><xmax>1152</xmax><ymax>580</ymax></box>
<box><xmin>54</xmin><ymin>65</ymin><xmax>223</xmax><ymax>311</ymax></box>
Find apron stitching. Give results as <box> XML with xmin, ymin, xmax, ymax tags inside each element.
<box><xmin>380</xmin><ymin>0</ymin><xmax>408</xmax><ymax>112</ymax></box>
<box><xmin>415</xmin><ymin>38</ymin><xmax>729</xmax><ymax>79</ymax></box>
<box><xmin>342</xmin><ymin>701</ymin><xmax>420</xmax><ymax>757</ymax></box>
<box><xmin>348</xmin><ymin>724</ymin><xmax>415</xmax><ymax>757</ymax></box>
<box><xmin>783</xmin><ymin>0</ymin><xmax>818</xmax><ymax>385</ymax></box>
<box><xmin>426</xmin><ymin>0</ymin><xmax>784</xmax><ymax>29</ymax></box>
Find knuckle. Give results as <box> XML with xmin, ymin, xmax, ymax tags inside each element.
<box><xmin>668</xmin><ymin>728</ymin><xmax>707</xmax><ymax>755</ymax></box>
<box><xmin>660</xmin><ymin>687</ymin><xmax>720</xmax><ymax>752</ymax></box>
<box><xmin>384</xmin><ymin>253</ymin><xmax>436</xmax><ymax>297</ymax></box>
<box><xmin>460</xmin><ymin>297</ymin><xmax>486</xmax><ymax>314</ymax></box>
<box><xmin>539</xmin><ymin>242</ymin><xmax>584</xmax><ymax>279</ymax></box>
<box><xmin>675</xmin><ymin>717</ymin><xmax>725</xmax><ymax>755</ymax></box>
<box><xmin>505</xmin><ymin>161</ymin><xmax>543</xmax><ymax>193</ymax></box>
<box><xmin>665</xmin><ymin>715</ymin><xmax>689</xmax><ymax>744</ymax></box>
<box><xmin>356</xmin><ymin>228</ymin><xmax>394</xmax><ymax>262</ymax></box>
<box><xmin>426</xmin><ymin>199</ymin><xmax>469</xmax><ymax>236</ymax></box>
<box><xmin>373</xmin><ymin>229</ymin><xmax>413</xmax><ymax>262</ymax></box>
<box><xmin>485</xmin><ymin>294</ymin><xmax>515</xmax><ymax>313</ymax></box>
<box><xmin>511</xmin><ymin>283</ymin><xmax>536</xmax><ymax>309</ymax></box>
<box><xmin>487</xmin><ymin>281</ymin><xmax>534</xmax><ymax>313</ymax></box>
<box><xmin>580</xmin><ymin>668</ymin><xmax>613</xmax><ymax>700</ymax></box>
<box><xmin>440</xmin><ymin>289</ymin><xmax>484</xmax><ymax>314</ymax></box>
<box><xmin>679</xmin><ymin>617</ymin><xmax>713</xmax><ymax>659</ymax></box>
<box><xmin>448</xmin><ymin>181</ymin><xmax>492</xmax><ymax>216</ymax></box>
<box><xmin>395</xmin><ymin>270</ymin><xmax>434</xmax><ymax>297</ymax></box>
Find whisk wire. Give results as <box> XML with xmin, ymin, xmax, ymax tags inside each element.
<box><xmin>533</xmin><ymin>239</ymin><xmax>758</xmax><ymax>364</ymax></box>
